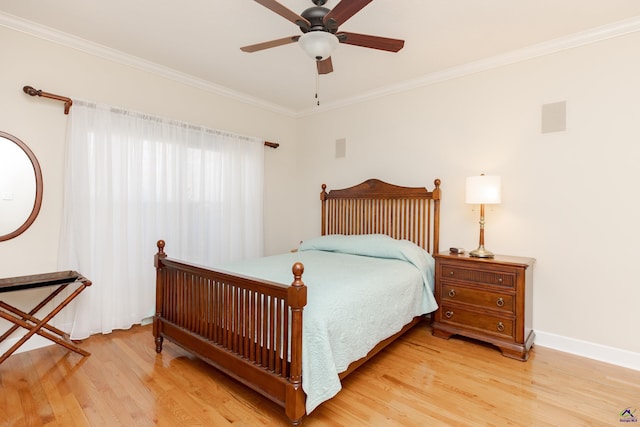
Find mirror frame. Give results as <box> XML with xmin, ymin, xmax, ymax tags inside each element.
<box><xmin>0</xmin><ymin>131</ymin><xmax>44</xmax><ymax>241</ymax></box>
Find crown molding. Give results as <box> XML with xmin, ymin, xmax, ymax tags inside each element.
<box><xmin>3</xmin><ymin>11</ymin><xmax>640</xmax><ymax>118</ymax></box>
<box><xmin>298</xmin><ymin>15</ymin><xmax>640</xmax><ymax>116</ymax></box>
<box><xmin>0</xmin><ymin>11</ymin><xmax>297</xmax><ymax>118</ymax></box>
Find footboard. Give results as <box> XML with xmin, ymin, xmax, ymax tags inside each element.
<box><xmin>153</xmin><ymin>240</ymin><xmax>307</xmax><ymax>425</ymax></box>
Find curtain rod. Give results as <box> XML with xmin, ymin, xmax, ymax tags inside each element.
<box><xmin>23</xmin><ymin>85</ymin><xmax>73</xmax><ymax>115</ymax></box>
<box><xmin>22</xmin><ymin>85</ymin><xmax>279</xmax><ymax>149</ymax></box>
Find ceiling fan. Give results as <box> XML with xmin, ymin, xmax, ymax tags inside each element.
<box><xmin>240</xmin><ymin>0</ymin><xmax>405</xmax><ymax>75</ymax></box>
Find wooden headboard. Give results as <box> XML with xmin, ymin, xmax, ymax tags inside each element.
<box><xmin>320</xmin><ymin>178</ymin><xmax>441</xmax><ymax>254</ymax></box>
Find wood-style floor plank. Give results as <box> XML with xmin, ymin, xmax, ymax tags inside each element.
<box><xmin>1</xmin><ymin>322</ymin><xmax>638</xmax><ymax>426</ymax></box>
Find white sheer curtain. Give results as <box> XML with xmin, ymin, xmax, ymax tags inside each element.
<box><xmin>58</xmin><ymin>100</ymin><xmax>264</xmax><ymax>339</ymax></box>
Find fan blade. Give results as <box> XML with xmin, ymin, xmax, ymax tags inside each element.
<box><xmin>254</xmin><ymin>0</ymin><xmax>310</xmax><ymax>29</ymax></box>
<box><xmin>337</xmin><ymin>32</ymin><xmax>404</xmax><ymax>52</ymax></box>
<box><xmin>241</xmin><ymin>36</ymin><xmax>300</xmax><ymax>53</ymax></box>
<box><xmin>324</xmin><ymin>0</ymin><xmax>373</xmax><ymax>29</ymax></box>
<box><xmin>317</xmin><ymin>57</ymin><xmax>333</xmax><ymax>74</ymax></box>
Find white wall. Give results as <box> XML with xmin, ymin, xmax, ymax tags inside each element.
<box><xmin>0</xmin><ymin>26</ymin><xmax>300</xmax><ymax>352</ymax></box>
<box><xmin>294</xmin><ymin>31</ymin><xmax>640</xmax><ymax>360</ymax></box>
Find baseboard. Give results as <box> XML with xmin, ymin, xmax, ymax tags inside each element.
<box><xmin>1</xmin><ymin>318</ymin><xmax>154</xmax><ymax>358</ymax></box>
<box><xmin>0</xmin><ymin>334</ymin><xmax>54</xmax><ymax>357</ymax></box>
<box><xmin>535</xmin><ymin>330</ymin><xmax>640</xmax><ymax>372</ymax></box>
<box><xmin>0</xmin><ymin>319</ymin><xmax>75</xmax><ymax>357</ymax></box>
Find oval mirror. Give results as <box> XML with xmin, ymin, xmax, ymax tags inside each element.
<box><xmin>0</xmin><ymin>131</ymin><xmax>43</xmax><ymax>241</ymax></box>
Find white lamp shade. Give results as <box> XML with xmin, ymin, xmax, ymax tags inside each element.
<box><xmin>298</xmin><ymin>31</ymin><xmax>339</xmax><ymax>61</ymax></box>
<box><xmin>465</xmin><ymin>175</ymin><xmax>501</xmax><ymax>204</ymax></box>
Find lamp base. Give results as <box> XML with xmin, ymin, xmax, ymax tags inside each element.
<box><xmin>469</xmin><ymin>246</ymin><xmax>495</xmax><ymax>258</ymax></box>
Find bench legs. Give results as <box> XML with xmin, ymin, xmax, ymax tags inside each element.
<box><xmin>0</xmin><ymin>283</ymin><xmax>90</xmax><ymax>364</ymax></box>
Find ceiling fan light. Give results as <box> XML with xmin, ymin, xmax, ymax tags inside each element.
<box><xmin>299</xmin><ymin>31</ymin><xmax>339</xmax><ymax>61</ymax></box>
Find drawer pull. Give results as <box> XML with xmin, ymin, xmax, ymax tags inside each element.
<box><xmin>449</xmin><ymin>271</ymin><xmax>454</xmax><ymax>277</ymax></box>
<box><xmin>445</xmin><ymin>311</ymin><xmax>454</xmax><ymax>319</ymax></box>
<box><xmin>448</xmin><ymin>289</ymin><xmax>456</xmax><ymax>298</ymax></box>
<box><xmin>498</xmin><ymin>277</ymin><xmax>503</xmax><ymax>283</ymax></box>
<box><xmin>497</xmin><ymin>322</ymin><xmax>505</xmax><ymax>332</ymax></box>
<box><xmin>496</xmin><ymin>297</ymin><xmax>504</xmax><ymax>307</ymax></box>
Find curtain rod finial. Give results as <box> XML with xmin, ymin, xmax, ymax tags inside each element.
<box><xmin>23</xmin><ymin>86</ymin><xmax>40</xmax><ymax>97</ymax></box>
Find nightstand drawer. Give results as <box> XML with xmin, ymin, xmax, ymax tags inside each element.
<box><xmin>440</xmin><ymin>284</ymin><xmax>514</xmax><ymax>314</ymax></box>
<box><xmin>439</xmin><ymin>304</ymin><xmax>514</xmax><ymax>339</ymax></box>
<box><xmin>440</xmin><ymin>264</ymin><xmax>515</xmax><ymax>288</ymax></box>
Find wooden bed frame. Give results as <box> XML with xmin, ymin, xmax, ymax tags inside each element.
<box><xmin>153</xmin><ymin>178</ymin><xmax>441</xmax><ymax>425</ymax></box>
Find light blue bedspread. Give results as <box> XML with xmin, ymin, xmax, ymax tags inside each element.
<box><xmin>218</xmin><ymin>234</ymin><xmax>438</xmax><ymax>413</ymax></box>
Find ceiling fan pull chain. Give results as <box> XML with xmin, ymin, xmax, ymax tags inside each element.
<box><xmin>316</xmin><ymin>69</ymin><xmax>320</xmax><ymax>106</ymax></box>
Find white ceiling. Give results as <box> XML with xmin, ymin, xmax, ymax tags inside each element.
<box><xmin>2</xmin><ymin>0</ymin><xmax>640</xmax><ymax>115</ymax></box>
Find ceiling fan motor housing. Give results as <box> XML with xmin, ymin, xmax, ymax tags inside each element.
<box><xmin>300</xmin><ymin>6</ymin><xmax>334</xmax><ymax>33</ymax></box>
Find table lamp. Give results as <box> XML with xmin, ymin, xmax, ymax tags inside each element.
<box><xmin>465</xmin><ymin>174</ymin><xmax>501</xmax><ymax>258</ymax></box>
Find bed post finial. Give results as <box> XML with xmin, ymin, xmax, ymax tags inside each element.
<box><xmin>157</xmin><ymin>240</ymin><xmax>166</xmax><ymax>255</ymax></box>
<box><xmin>320</xmin><ymin>184</ymin><xmax>328</xmax><ymax>236</ymax></box>
<box><xmin>432</xmin><ymin>179</ymin><xmax>441</xmax><ymax>200</ymax></box>
<box><xmin>292</xmin><ymin>262</ymin><xmax>304</xmax><ymax>281</ymax></box>
<box><xmin>155</xmin><ymin>240</ymin><xmax>167</xmax><ymax>269</ymax></box>
<box><xmin>289</xmin><ymin>262</ymin><xmax>306</xmax><ymax>302</ymax></box>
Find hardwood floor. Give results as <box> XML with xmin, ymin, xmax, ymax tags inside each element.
<box><xmin>1</xmin><ymin>322</ymin><xmax>638</xmax><ymax>426</ymax></box>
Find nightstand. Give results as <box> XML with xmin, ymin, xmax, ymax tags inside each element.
<box><xmin>431</xmin><ymin>252</ymin><xmax>535</xmax><ymax>361</ymax></box>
